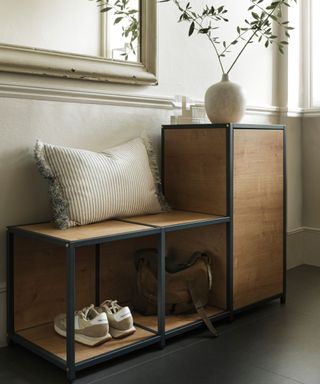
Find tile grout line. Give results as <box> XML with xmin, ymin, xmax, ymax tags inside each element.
<box><xmin>250</xmin><ymin>364</ymin><xmax>306</xmax><ymax>384</ymax></box>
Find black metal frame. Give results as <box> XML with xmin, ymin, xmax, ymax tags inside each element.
<box><xmin>6</xmin><ymin>122</ymin><xmax>287</xmax><ymax>382</ymax></box>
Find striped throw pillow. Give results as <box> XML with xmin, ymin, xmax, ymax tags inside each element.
<box><xmin>35</xmin><ymin>138</ymin><xmax>165</xmax><ymax>229</ymax></box>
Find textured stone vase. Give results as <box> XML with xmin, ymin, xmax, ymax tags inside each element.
<box><xmin>205</xmin><ymin>74</ymin><xmax>246</xmax><ymax>123</ymax></box>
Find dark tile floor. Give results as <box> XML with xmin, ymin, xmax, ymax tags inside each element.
<box><xmin>1</xmin><ymin>265</ymin><xmax>320</xmax><ymax>384</ymax></box>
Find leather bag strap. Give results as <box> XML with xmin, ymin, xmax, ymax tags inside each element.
<box><xmin>188</xmin><ymin>282</ymin><xmax>218</xmax><ymax>337</ymax></box>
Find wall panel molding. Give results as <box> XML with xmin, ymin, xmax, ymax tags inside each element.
<box><xmin>0</xmin><ymin>82</ymin><xmax>284</xmax><ymax>117</ymax></box>
<box><xmin>0</xmin><ymin>83</ymin><xmax>176</xmax><ymax>109</ymax></box>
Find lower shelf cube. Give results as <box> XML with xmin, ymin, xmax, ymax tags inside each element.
<box><xmin>17</xmin><ymin>323</ymin><xmax>158</xmax><ymax>364</ymax></box>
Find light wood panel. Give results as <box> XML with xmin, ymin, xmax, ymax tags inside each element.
<box><xmin>100</xmin><ymin>235</ymin><xmax>159</xmax><ymax>305</ymax></box>
<box><xmin>133</xmin><ymin>306</ymin><xmax>224</xmax><ymax>332</ymax></box>
<box><xmin>14</xmin><ymin>237</ymin><xmax>95</xmax><ymax>331</ymax></box>
<box><xmin>18</xmin><ymin>323</ymin><xmax>155</xmax><ymax>363</ymax></box>
<box><xmin>233</xmin><ymin>129</ymin><xmax>284</xmax><ymax>309</ymax></box>
<box><xmin>124</xmin><ymin>210</ymin><xmax>224</xmax><ymax>228</ymax></box>
<box><xmin>165</xmin><ymin>224</ymin><xmax>227</xmax><ymax>309</ymax></box>
<box><xmin>16</xmin><ymin>220</ymin><xmax>154</xmax><ymax>242</ymax></box>
<box><xmin>163</xmin><ymin>128</ymin><xmax>227</xmax><ymax>216</ymax></box>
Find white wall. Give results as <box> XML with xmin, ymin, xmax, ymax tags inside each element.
<box><xmin>0</xmin><ymin>0</ymin><xmax>302</xmax><ymax>346</ymax></box>
<box><xmin>0</xmin><ymin>0</ymin><xmax>100</xmax><ymax>56</ymax></box>
<box><xmin>300</xmin><ymin>116</ymin><xmax>320</xmax><ymax>267</ymax></box>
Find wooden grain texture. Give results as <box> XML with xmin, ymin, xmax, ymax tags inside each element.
<box><xmin>17</xmin><ymin>323</ymin><xmax>155</xmax><ymax>363</ymax></box>
<box><xmin>133</xmin><ymin>306</ymin><xmax>224</xmax><ymax>332</ymax></box>
<box><xmin>165</xmin><ymin>224</ymin><xmax>227</xmax><ymax>309</ymax></box>
<box><xmin>16</xmin><ymin>220</ymin><xmax>153</xmax><ymax>242</ymax></box>
<box><xmin>233</xmin><ymin>129</ymin><xmax>284</xmax><ymax>309</ymax></box>
<box><xmin>163</xmin><ymin>128</ymin><xmax>227</xmax><ymax>216</ymax></box>
<box><xmin>100</xmin><ymin>235</ymin><xmax>159</xmax><ymax>305</ymax></box>
<box><xmin>14</xmin><ymin>237</ymin><xmax>95</xmax><ymax>331</ymax></box>
<box><xmin>124</xmin><ymin>210</ymin><xmax>223</xmax><ymax>228</ymax></box>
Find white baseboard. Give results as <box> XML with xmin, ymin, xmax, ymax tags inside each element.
<box><xmin>287</xmin><ymin>229</ymin><xmax>305</xmax><ymax>269</ymax></box>
<box><xmin>301</xmin><ymin>227</ymin><xmax>320</xmax><ymax>267</ymax></box>
<box><xmin>0</xmin><ymin>283</ymin><xmax>6</xmax><ymax>347</ymax></box>
<box><xmin>287</xmin><ymin>226</ymin><xmax>320</xmax><ymax>268</ymax></box>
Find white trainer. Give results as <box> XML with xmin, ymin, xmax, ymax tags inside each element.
<box><xmin>54</xmin><ymin>304</ymin><xmax>112</xmax><ymax>347</ymax></box>
<box><xmin>98</xmin><ymin>300</ymin><xmax>136</xmax><ymax>339</ymax></box>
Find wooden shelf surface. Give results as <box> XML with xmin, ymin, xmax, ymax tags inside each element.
<box><xmin>15</xmin><ymin>220</ymin><xmax>155</xmax><ymax>242</ymax></box>
<box><xmin>13</xmin><ymin>211</ymin><xmax>228</xmax><ymax>243</ymax></box>
<box><xmin>134</xmin><ymin>306</ymin><xmax>225</xmax><ymax>332</ymax></box>
<box><xmin>17</xmin><ymin>323</ymin><xmax>156</xmax><ymax>363</ymax></box>
<box><xmin>123</xmin><ymin>210</ymin><xmax>227</xmax><ymax>229</ymax></box>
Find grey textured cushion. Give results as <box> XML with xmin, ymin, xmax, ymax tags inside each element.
<box><xmin>35</xmin><ymin>138</ymin><xmax>164</xmax><ymax>229</ymax></box>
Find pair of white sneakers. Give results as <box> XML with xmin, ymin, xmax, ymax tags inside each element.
<box><xmin>54</xmin><ymin>300</ymin><xmax>136</xmax><ymax>347</ymax></box>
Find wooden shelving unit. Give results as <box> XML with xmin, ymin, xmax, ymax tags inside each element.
<box><xmin>7</xmin><ymin>209</ymin><xmax>229</xmax><ymax>381</ymax></box>
<box><xmin>7</xmin><ymin>123</ymin><xmax>286</xmax><ymax>382</ymax></box>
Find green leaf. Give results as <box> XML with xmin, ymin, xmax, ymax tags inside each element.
<box><xmin>100</xmin><ymin>6</ymin><xmax>112</xmax><ymax>12</ymax></box>
<box><xmin>188</xmin><ymin>21</ymin><xmax>195</xmax><ymax>36</ymax></box>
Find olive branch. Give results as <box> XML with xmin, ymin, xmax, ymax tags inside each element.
<box><xmin>160</xmin><ymin>0</ymin><xmax>296</xmax><ymax>74</ymax></box>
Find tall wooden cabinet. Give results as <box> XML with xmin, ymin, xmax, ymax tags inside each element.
<box><xmin>162</xmin><ymin>123</ymin><xmax>286</xmax><ymax>311</ymax></box>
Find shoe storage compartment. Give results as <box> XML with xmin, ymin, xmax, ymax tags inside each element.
<box><xmin>123</xmin><ymin>211</ymin><xmax>230</xmax><ymax>336</ymax></box>
<box><xmin>164</xmin><ymin>223</ymin><xmax>227</xmax><ymax>335</ymax></box>
<box><xmin>7</xmin><ymin>221</ymin><xmax>162</xmax><ymax>375</ymax></box>
<box><xmin>100</xmin><ymin>235</ymin><xmax>162</xmax><ymax>334</ymax></box>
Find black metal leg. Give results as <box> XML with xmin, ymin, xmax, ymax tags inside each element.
<box><xmin>157</xmin><ymin>231</ymin><xmax>166</xmax><ymax>349</ymax></box>
<box><xmin>280</xmin><ymin>294</ymin><xmax>286</xmax><ymax>304</ymax></box>
<box><xmin>95</xmin><ymin>244</ymin><xmax>101</xmax><ymax>306</ymax></box>
<box><xmin>226</xmin><ymin>222</ymin><xmax>233</xmax><ymax>312</ymax></box>
<box><xmin>6</xmin><ymin>231</ymin><xmax>14</xmax><ymax>345</ymax></box>
<box><xmin>66</xmin><ymin>244</ymin><xmax>76</xmax><ymax>382</ymax></box>
<box><xmin>228</xmin><ymin>312</ymin><xmax>235</xmax><ymax>323</ymax></box>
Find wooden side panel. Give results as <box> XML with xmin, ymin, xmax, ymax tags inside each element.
<box><xmin>100</xmin><ymin>235</ymin><xmax>159</xmax><ymax>306</ymax></box>
<box><xmin>163</xmin><ymin>128</ymin><xmax>227</xmax><ymax>216</ymax></box>
<box><xmin>233</xmin><ymin>129</ymin><xmax>284</xmax><ymax>309</ymax></box>
<box><xmin>14</xmin><ymin>237</ymin><xmax>95</xmax><ymax>331</ymax></box>
<box><xmin>166</xmin><ymin>224</ymin><xmax>227</xmax><ymax>309</ymax></box>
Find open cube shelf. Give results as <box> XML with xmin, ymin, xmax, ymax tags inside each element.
<box><xmin>7</xmin><ymin>210</ymin><xmax>230</xmax><ymax>381</ymax></box>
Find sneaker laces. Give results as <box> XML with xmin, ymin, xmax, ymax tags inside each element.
<box><xmin>76</xmin><ymin>304</ymin><xmax>98</xmax><ymax>320</ymax></box>
<box><xmin>100</xmin><ymin>300</ymin><xmax>121</xmax><ymax>314</ymax></box>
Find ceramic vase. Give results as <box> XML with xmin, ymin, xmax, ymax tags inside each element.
<box><xmin>204</xmin><ymin>74</ymin><xmax>246</xmax><ymax>123</ymax></box>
